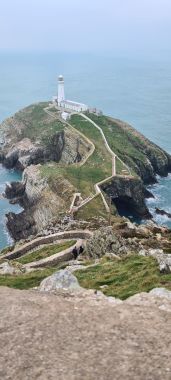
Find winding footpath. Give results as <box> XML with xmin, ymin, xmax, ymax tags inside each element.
<box><xmin>1</xmin><ymin>230</ymin><xmax>93</xmax><ymax>269</ymax></box>
<box><xmin>1</xmin><ymin>230</ymin><xmax>92</xmax><ymax>261</ymax></box>
<box><xmin>44</xmin><ymin>105</ymin><xmax>132</xmax><ymax>214</ymax></box>
<box><xmin>80</xmin><ymin>113</ymin><xmax>131</xmax><ymax>175</ymax></box>
<box><xmin>1</xmin><ymin>107</ymin><xmax>132</xmax><ymax>269</ymax></box>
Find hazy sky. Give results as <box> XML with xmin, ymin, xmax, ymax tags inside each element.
<box><xmin>1</xmin><ymin>0</ymin><xmax>171</xmax><ymax>56</ymax></box>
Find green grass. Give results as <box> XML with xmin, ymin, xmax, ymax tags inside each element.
<box><xmin>41</xmin><ymin>160</ymin><xmax>109</xmax><ymax>197</ymax></box>
<box><xmin>39</xmin><ymin>113</ymin><xmax>138</xmax><ymax>219</ymax></box>
<box><xmin>40</xmin><ymin>114</ymin><xmax>114</xmax><ymax>197</ymax></box>
<box><xmin>75</xmin><ymin>194</ymin><xmax>109</xmax><ymax>221</ymax></box>
<box><xmin>39</xmin><ymin>112</ymin><xmax>144</xmax><ymax>199</ymax></box>
<box><xmin>0</xmin><ymin>265</ymin><xmax>67</xmax><ymax>290</ymax></box>
<box><xmin>75</xmin><ymin>255</ymin><xmax>171</xmax><ymax>300</ymax></box>
<box><xmin>2</xmin><ymin>254</ymin><xmax>171</xmax><ymax>297</ymax></box>
<box><xmin>17</xmin><ymin>240</ymin><xmax>76</xmax><ymax>265</ymax></box>
<box><xmin>16</xmin><ymin>103</ymin><xmax>65</xmax><ymax>143</ymax></box>
<box><xmin>70</xmin><ymin>114</ymin><xmax>112</xmax><ymax>169</ymax></box>
<box><xmin>85</xmin><ymin>113</ymin><xmax>150</xmax><ymax>175</ymax></box>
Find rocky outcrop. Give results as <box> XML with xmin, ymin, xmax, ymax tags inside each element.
<box><xmin>3</xmin><ymin>138</ymin><xmax>49</xmax><ymax>169</ymax></box>
<box><xmin>126</xmin><ymin>146</ymin><xmax>171</xmax><ymax>184</ymax></box>
<box><xmin>139</xmin><ymin>248</ymin><xmax>171</xmax><ymax>274</ymax></box>
<box><xmin>101</xmin><ymin>175</ymin><xmax>152</xmax><ymax>219</ymax></box>
<box><xmin>149</xmin><ymin>287</ymin><xmax>171</xmax><ymax>299</ymax></box>
<box><xmin>5</xmin><ymin>181</ymin><xmax>25</xmax><ymax>200</ymax></box>
<box><xmin>84</xmin><ymin>222</ymin><xmax>171</xmax><ymax>262</ymax></box>
<box><xmin>0</xmin><ymin>104</ymin><xmax>91</xmax><ymax>171</ymax></box>
<box><xmin>5</xmin><ymin>165</ymin><xmax>77</xmax><ymax>241</ymax></box>
<box><xmin>2</xmin><ymin>133</ymin><xmax>66</xmax><ymax>170</ymax></box>
<box><xmin>86</xmin><ymin>227</ymin><xmax>128</xmax><ymax>258</ymax></box>
<box><xmin>0</xmin><ymin>262</ymin><xmax>21</xmax><ymax>275</ymax></box>
<box><xmin>155</xmin><ymin>207</ymin><xmax>171</xmax><ymax>218</ymax></box>
<box><xmin>109</xmin><ymin>117</ymin><xmax>171</xmax><ymax>184</ymax></box>
<box><xmin>2</xmin><ymin>286</ymin><xmax>171</xmax><ymax>379</ymax></box>
<box><xmin>39</xmin><ymin>270</ymin><xmax>83</xmax><ymax>292</ymax></box>
<box><xmin>6</xmin><ymin>210</ymin><xmax>37</xmax><ymax>241</ymax></box>
<box><xmin>60</xmin><ymin>127</ymin><xmax>91</xmax><ymax>165</ymax></box>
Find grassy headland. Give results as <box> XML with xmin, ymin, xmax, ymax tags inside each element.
<box><xmin>15</xmin><ymin>103</ymin><xmax>65</xmax><ymax>143</ymax></box>
<box><xmin>40</xmin><ymin>114</ymin><xmax>114</xmax><ymax>197</ymax></box>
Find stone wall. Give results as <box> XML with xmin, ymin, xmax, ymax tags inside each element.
<box><xmin>1</xmin><ymin>230</ymin><xmax>93</xmax><ymax>261</ymax></box>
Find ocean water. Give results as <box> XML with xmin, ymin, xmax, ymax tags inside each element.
<box><xmin>0</xmin><ymin>51</ymin><xmax>171</xmax><ymax>248</ymax></box>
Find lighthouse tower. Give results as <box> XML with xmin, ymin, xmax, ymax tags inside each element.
<box><xmin>57</xmin><ymin>75</ymin><xmax>65</xmax><ymax>105</ymax></box>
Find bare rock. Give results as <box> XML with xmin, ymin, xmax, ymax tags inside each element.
<box><xmin>1</xmin><ymin>286</ymin><xmax>171</xmax><ymax>379</ymax></box>
<box><xmin>139</xmin><ymin>248</ymin><xmax>171</xmax><ymax>273</ymax></box>
<box><xmin>6</xmin><ymin>210</ymin><xmax>37</xmax><ymax>241</ymax></box>
<box><xmin>0</xmin><ymin>262</ymin><xmax>21</xmax><ymax>275</ymax></box>
<box><xmin>39</xmin><ymin>269</ymin><xmax>82</xmax><ymax>292</ymax></box>
<box><xmin>150</xmin><ymin>288</ymin><xmax>171</xmax><ymax>299</ymax></box>
<box><xmin>86</xmin><ymin>227</ymin><xmax>123</xmax><ymax>259</ymax></box>
<box><xmin>5</xmin><ymin>181</ymin><xmax>25</xmax><ymax>199</ymax></box>
<box><xmin>155</xmin><ymin>207</ymin><xmax>171</xmax><ymax>218</ymax></box>
<box><xmin>101</xmin><ymin>176</ymin><xmax>152</xmax><ymax>219</ymax></box>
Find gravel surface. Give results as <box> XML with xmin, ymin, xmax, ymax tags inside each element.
<box><xmin>0</xmin><ymin>286</ymin><xmax>171</xmax><ymax>379</ymax></box>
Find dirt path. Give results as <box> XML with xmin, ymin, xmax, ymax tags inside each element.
<box><xmin>24</xmin><ymin>238</ymin><xmax>83</xmax><ymax>269</ymax></box>
<box><xmin>43</xmin><ymin>106</ymin><xmax>132</xmax><ymax>214</ymax></box>
<box><xmin>1</xmin><ymin>230</ymin><xmax>92</xmax><ymax>261</ymax></box>
<box><xmin>80</xmin><ymin>112</ymin><xmax>131</xmax><ymax>175</ymax></box>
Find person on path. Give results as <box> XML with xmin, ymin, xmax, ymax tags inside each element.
<box><xmin>72</xmin><ymin>246</ymin><xmax>78</xmax><ymax>260</ymax></box>
<box><xmin>79</xmin><ymin>245</ymin><xmax>84</xmax><ymax>255</ymax></box>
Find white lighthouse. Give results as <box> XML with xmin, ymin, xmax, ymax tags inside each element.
<box><xmin>57</xmin><ymin>75</ymin><xmax>65</xmax><ymax>105</ymax></box>
<box><xmin>54</xmin><ymin>74</ymin><xmax>89</xmax><ymax>113</ymax></box>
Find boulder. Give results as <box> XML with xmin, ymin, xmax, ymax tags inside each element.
<box><xmin>6</xmin><ymin>210</ymin><xmax>37</xmax><ymax>241</ymax></box>
<box><xmin>0</xmin><ymin>262</ymin><xmax>21</xmax><ymax>275</ymax></box>
<box><xmin>39</xmin><ymin>269</ymin><xmax>82</xmax><ymax>292</ymax></box>
<box><xmin>149</xmin><ymin>288</ymin><xmax>171</xmax><ymax>299</ymax></box>
<box><xmin>139</xmin><ymin>248</ymin><xmax>171</xmax><ymax>274</ymax></box>
<box><xmin>5</xmin><ymin>181</ymin><xmax>25</xmax><ymax>199</ymax></box>
<box><xmin>159</xmin><ymin>262</ymin><xmax>170</xmax><ymax>274</ymax></box>
<box><xmin>86</xmin><ymin>227</ymin><xmax>123</xmax><ymax>259</ymax></box>
<box><xmin>146</xmin><ymin>221</ymin><xmax>169</xmax><ymax>234</ymax></box>
<box><xmin>155</xmin><ymin>207</ymin><xmax>171</xmax><ymax>219</ymax></box>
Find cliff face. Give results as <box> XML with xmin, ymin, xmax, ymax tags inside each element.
<box><xmin>87</xmin><ymin>114</ymin><xmax>171</xmax><ymax>184</ymax></box>
<box><xmin>2</xmin><ymin>133</ymin><xmax>65</xmax><ymax>169</ymax></box>
<box><xmin>101</xmin><ymin>176</ymin><xmax>152</xmax><ymax>219</ymax></box>
<box><xmin>1</xmin><ymin>104</ymin><xmax>171</xmax><ymax>183</ymax></box>
<box><xmin>0</xmin><ymin>103</ymin><xmax>91</xmax><ymax>170</ymax></box>
<box><xmin>125</xmin><ymin>133</ymin><xmax>171</xmax><ymax>184</ymax></box>
<box><xmin>2</xmin><ymin>103</ymin><xmax>171</xmax><ymax>242</ymax></box>
<box><xmin>5</xmin><ymin>165</ymin><xmax>76</xmax><ymax>241</ymax></box>
<box><xmin>110</xmin><ymin>117</ymin><xmax>171</xmax><ymax>183</ymax></box>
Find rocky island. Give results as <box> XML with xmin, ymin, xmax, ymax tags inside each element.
<box><xmin>0</xmin><ymin>99</ymin><xmax>170</xmax><ymax>284</ymax></box>
<box><xmin>1</xmin><ymin>100</ymin><xmax>171</xmax><ymax>379</ymax></box>
<box><xmin>0</xmin><ymin>101</ymin><xmax>171</xmax><ymax>241</ymax></box>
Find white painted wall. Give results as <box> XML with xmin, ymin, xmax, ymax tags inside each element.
<box><xmin>58</xmin><ymin>77</ymin><xmax>65</xmax><ymax>104</ymax></box>
<box><xmin>60</xmin><ymin>100</ymin><xmax>88</xmax><ymax>112</ymax></box>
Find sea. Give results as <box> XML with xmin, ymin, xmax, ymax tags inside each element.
<box><xmin>0</xmin><ymin>51</ymin><xmax>171</xmax><ymax>248</ymax></box>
